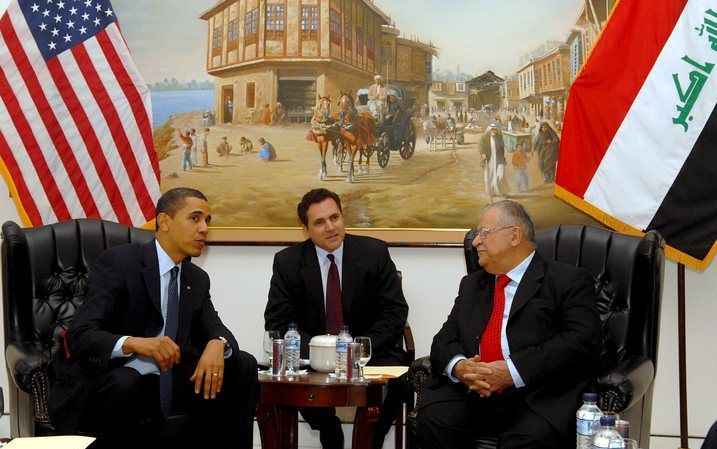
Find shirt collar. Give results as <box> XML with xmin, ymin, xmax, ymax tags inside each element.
<box><xmin>315</xmin><ymin>241</ymin><xmax>344</xmax><ymax>264</ymax></box>
<box><xmin>505</xmin><ymin>250</ymin><xmax>535</xmax><ymax>285</ymax></box>
<box><xmin>155</xmin><ymin>239</ymin><xmax>181</xmax><ymax>277</ymax></box>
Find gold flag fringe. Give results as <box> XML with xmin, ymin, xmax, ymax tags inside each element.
<box><xmin>554</xmin><ymin>185</ymin><xmax>717</xmax><ymax>272</ymax></box>
<box><xmin>0</xmin><ymin>157</ymin><xmax>32</xmax><ymax>227</ymax></box>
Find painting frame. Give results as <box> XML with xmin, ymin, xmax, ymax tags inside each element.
<box><xmin>206</xmin><ymin>226</ymin><xmax>470</xmax><ymax>247</ymax></box>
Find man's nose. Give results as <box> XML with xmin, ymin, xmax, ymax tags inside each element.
<box><xmin>472</xmin><ymin>234</ymin><xmax>482</xmax><ymax>247</ymax></box>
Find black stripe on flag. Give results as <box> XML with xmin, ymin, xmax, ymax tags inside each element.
<box><xmin>647</xmin><ymin>102</ymin><xmax>717</xmax><ymax>260</ymax></box>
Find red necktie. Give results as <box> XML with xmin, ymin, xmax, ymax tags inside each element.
<box><xmin>325</xmin><ymin>254</ymin><xmax>344</xmax><ymax>335</ymax></box>
<box><xmin>479</xmin><ymin>274</ymin><xmax>511</xmax><ymax>363</ymax></box>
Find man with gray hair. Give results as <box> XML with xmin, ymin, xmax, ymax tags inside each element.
<box><xmin>416</xmin><ymin>200</ymin><xmax>601</xmax><ymax>449</ymax></box>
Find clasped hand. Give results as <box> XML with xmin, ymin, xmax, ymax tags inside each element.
<box><xmin>122</xmin><ymin>336</ymin><xmax>226</xmax><ymax>400</ymax></box>
<box><xmin>453</xmin><ymin>356</ymin><xmax>514</xmax><ymax>397</ymax></box>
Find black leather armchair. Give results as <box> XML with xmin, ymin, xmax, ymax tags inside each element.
<box><xmin>1</xmin><ymin>219</ymin><xmax>154</xmax><ymax>437</ymax></box>
<box><xmin>408</xmin><ymin>224</ymin><xmax>665</xmax><ymax>449</ymax></box>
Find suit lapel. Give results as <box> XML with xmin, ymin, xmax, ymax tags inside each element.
<box><xmin>508</xmin><ymin>253</ymin><xmax>545</xmax><ymax>320</ymax></box>
<box><xmin>141</xmin><ymin>241</ymin><xmax>162</xmax><ymax>316</ymax></box>
<box><xmin>464</xmin><ymin>271</ymin><xmax>494</xmax><ymax>355</ymax></box>
<box><xmin>340</xmin><ymin>235</ymin><xmax>359</xmax><ymax>322</ymax></box>
<box><xmin>300</xmin><ymin>241</ymin><xmax>326</xmax><ymax>331</ymax></box>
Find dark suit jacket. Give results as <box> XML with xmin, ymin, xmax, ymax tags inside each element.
<box><xmin>49</xmin><ymin>240</ymin><xmax>237</xmax><ymax>433</ymax></box>
<box><xmin>426</xmin><ymin>252</ymin><xmax>601</xmax><ymax>439</ymax></box>
<box><xmin>265</xmin><ymin>234</ymin><xmax>408</xmax><ymax>365</ymax></box>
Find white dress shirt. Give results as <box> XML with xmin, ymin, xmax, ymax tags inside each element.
<box><xmin>314</xmin><ymin>243</ymin><xmax>344</xmax><ymax>308</ymax></box>
<box><xmin>444</xmin><ymin>251</ymin><xmax>536</xmax><ymax>388</ymax></box>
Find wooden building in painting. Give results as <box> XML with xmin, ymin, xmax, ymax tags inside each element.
<box><xmin>200</xmin><ymin>0</ymin><xmax>390</xmax><ymax>124</ymax></box>
<box><xmin>379</xmin><ymin>24</ymin><xmax>437</xmax><ymax>109</ymax></box>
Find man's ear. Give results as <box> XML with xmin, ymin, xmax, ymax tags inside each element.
<box><xmin>510</xmin><ymin>227</ymin><xmax>522</xmax><ymax>247</ymax></box>
<box><xmin>156</xmin><ymin>212</ymin><xmax>171</xmax><ymax>232</ymax></box>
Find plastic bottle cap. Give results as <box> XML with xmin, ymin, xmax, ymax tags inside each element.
<box><xmin>600</xmin><ymin>416</ymin><xmax>615</xmax><ymax>426</ymax></box>
<box><xmin>583</xmin><ymin>392</ymin><xmax>598</xmax><ymax>402</ymax></box>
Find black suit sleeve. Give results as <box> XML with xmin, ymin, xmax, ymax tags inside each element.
<box><xmin>429</xmin><ymin>275</ymin><xmax>471</xmax><ymax>377</ymax></box>
<box><xmin>264</xmin><ymin>252</ymin><xmax>313</xmax><ymax>353</ymax></box>
<box><xmin>510</xmin><ymin>268</ymin><xmax>601</xmax><ymax>388</ymax></box>
<box><xmin>67</xmin><ymin>250</ymin><xmax>128</xmax><ymax>368</ymax></box>
<box><xmin>362</xmin><ymin>243</ymin><xmax>409</xmax><ymax>357</ymax></box>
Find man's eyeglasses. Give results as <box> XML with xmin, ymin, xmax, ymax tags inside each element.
<box><xmin>475</xmin><ymin>226</ymin><xmax>515</xmax><ymax>240</ymax></box>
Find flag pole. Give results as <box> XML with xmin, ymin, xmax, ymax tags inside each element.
<box><xmin>678</xmin><ymin>262</ymin><xmax>689</xmax><ymax>449</ymax></box>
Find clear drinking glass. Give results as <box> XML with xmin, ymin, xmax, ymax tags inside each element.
<box><xmin>262</xmin><ymin>330</ymin><xmax>281</xmax><ymax>372</ymax></box>
<box><xmin>354</xmin><ymin>336</ymin><xmax>372</xmax><ymax>380</ymax></box>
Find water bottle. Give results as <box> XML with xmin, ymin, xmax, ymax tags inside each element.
<box><xmin>592</xmin><ymin>416</ymin><xmax>626</xmax><ymax>449</ymax></box>
<box><xmin>577</xmin><ymin>392</ymin><xmax>604</xmax><ymax>449</ymax></box>
<box><xmin>335</xmin><ymin>325</ymin><xmax>352</xmax><ymax>379</ymax></box>
<box><xmin>284</xmin><ymin>323</ymin><xmax>301</xmax><ymax>374</ymax></box>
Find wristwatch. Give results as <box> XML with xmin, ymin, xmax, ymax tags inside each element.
<box><xmin>217</xmin><ymin>336</ymin><xmax>230</xmax><ymax>350</ymax></box>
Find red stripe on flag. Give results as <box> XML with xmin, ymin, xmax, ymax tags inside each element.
<box><xmin>557</xmin><ymin>0</ymin><xmax>689</xmax><ymax>197</ymax></box>
<box><xmin>0</xmin><ymin>66</ymin><xmax>70</xmax><ymax>221</ymax></box>
<box><xmin>96</xmin><ymin>31</ymin><xmax>159</xmax><ymax>183</ymax></box>
<box><xmin>70</xmin><ymin>43</ymin><xmax>155</xmax><ymax>222</ymax></box>
<box><xmin>0</xmin><ymin>15</ymin><xmax>99</xmax><ymax>218</ymax></box>
<box><xmin>45</xmin><ymin>57</ymin><xmax>132</xmax><ymax>224</ymax></box>
<box><xmin>0</xmin><ymin>130</ymin><xmax>42</xmax><ymax>225</ymax></box>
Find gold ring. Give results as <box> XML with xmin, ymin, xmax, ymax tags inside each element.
<box><xmin>212</xmin><ymin>373</ymin><xmax>219</xmax><ymax>376</ymax></box>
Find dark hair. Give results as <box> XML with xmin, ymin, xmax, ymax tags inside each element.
<box><xmin>297</xmin><ymin>188</ymin><xmax>342</xmax><ymax>226</ymax></box>
<box><xmin>156</xmin><ymin>188</ymin><xmax>208</xmax><ymax>229</ymax></box>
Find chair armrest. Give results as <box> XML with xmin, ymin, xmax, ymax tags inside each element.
<box><xmin>408</xmin><ymin>356</ymin><xmax>432</xmax><ymax>395</ymax></box>
<box><xmin>5</xmin><ymin>341</ymin><xmax>51</xmax><ymax>394</ymax></box>
<box><xmin>596</xmin><ymin>356</ymin><xmax>654</xmax><ymax>413</ymax></box>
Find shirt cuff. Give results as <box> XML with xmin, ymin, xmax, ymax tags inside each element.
<box><xmin>506</xmin><ymin>356</ymin><xmax>525</xmax><ymax>388</ymax></box>
<box><xmin>445</xmin><ymin>355</ymin><xmax>467</xmax><ymax>383</ymax></box>
<box><xmin>111</xmin><ymin>336</ymin><xmax>132</xmax><ymax>358</ymax></box>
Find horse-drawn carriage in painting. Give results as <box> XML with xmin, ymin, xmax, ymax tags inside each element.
<box><xmin>307</xmin><ymin>84</ymin><xmax>417</xmax><ymax>183</ymax></box>
<box><xmin>356</xmin><ymin>84</ymin><xmax>417</xmax><ymax>168</ymax></box>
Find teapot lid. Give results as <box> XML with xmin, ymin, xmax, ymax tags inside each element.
<box><xmin>309</xmin><ymin>334</ymin><xmax>337</xmax><ymax>347</ymax></box>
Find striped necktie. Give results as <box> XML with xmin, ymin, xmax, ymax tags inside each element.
<box><xmin>160</xmin><ymin>266</ymin><xmax>179</xmax><ymax>418</ymax></box>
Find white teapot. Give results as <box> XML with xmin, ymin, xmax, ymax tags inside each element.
<box><xmin>309</xmin><ymin>334</ymin><xmax>337</xmax><ymax>372</ymax></box>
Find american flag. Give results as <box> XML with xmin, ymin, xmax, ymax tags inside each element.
<box><xmin>0</xmin><ymin>0</ymin><xmax>160</xmax><ymax>227</ymax></box>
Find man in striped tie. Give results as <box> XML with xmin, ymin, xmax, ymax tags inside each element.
<box><xmin>265</xmin><ymin>188</ymin><xmax>409</xmax><ymax>449</ymax></box>
<box><xmin>415</xmin><ymin>200</ymin><xmax>601</xmax><ymax>449</ymax></box>
<box><xmin>49</xmin><ymin>188</ymin><xmax>258</xmax><ymax>449</ymax></box>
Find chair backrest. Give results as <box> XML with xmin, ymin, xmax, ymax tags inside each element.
<box><xmin>2</xmin><ymin>219</ymin><xmax>154</xmax><ymax>369</ymax></box>
<box><xmin>463</xmin><ymin>224</ymin><xmax>665</xmax><ymax>369</ymax></box>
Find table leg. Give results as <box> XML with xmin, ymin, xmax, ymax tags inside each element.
<box><xmin>352</xmin><ymin>406</ymin><xmax>380</xmax><ymax>449</ymax></box>
<box><xmin>257</xmin><ymin>403</ymin><xmax>299</xmax><ymax>449</ymax></box>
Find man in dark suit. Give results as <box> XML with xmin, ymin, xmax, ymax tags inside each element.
<box><xmin>416</xmin><ymin>200</ymin><xmax>601</xmax><ymax>449</ymax></box>
<box><xmin>265</xmin><ymin>188</ymin><xmax>409</xmax><ymax>449</ymax></box>
<box><xmin>49</xmin><ymin>188</ymin><xmax>258</xmax><ymax>449</ymax></box>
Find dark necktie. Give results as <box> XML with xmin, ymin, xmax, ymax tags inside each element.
<box><xmin>479</xmin><ymin>274</ymin><xmax>511</xmax><ymax>363</ymax></box>
<box><xmin>325</xmin><ymin>254</ymin><xmax>344</xmax><ymax>335</ymax></box>
<box><xmin>160</xmin><ymin>266</ymin><xmax>179</xmax><ymax>418</ymax></box>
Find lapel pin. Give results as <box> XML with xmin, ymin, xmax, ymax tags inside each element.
<box><xmin>186</xmin><ymin>285</ymin><xmax>191</xmax><ymax>290</ymax></box>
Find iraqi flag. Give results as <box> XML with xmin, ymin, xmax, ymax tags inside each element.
<box><xmin>557</xmin><ymin>0</ymin><xmax>717</xmax><ymax>271</ymax></box>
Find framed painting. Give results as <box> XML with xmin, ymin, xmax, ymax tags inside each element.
<box><xmin>114</xmin><ymin>0</ymin><xmax>610</xmax><ymax>245</ymax></box>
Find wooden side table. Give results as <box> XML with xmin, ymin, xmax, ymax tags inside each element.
<box><xmin>257</xmin><ymin>372</ymin><xmax>385</xmax><ymax>449</ymax></box>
